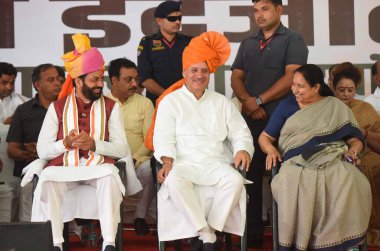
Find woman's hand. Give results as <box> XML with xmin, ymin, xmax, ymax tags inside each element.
<box><xmin>266</xmin><ymin>150</ymin><xmax>282</xmax><ymax>170</ymax></box>
<box><xmin>344</xmin><ymin>150</ymin><xmax>361</xmax><ymax>167</ymax></box>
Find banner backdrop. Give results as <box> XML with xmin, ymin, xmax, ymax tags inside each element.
<box><xmin>0</xmin><ymin>0</ymin><xmax>379</xmax><ymax>97</ymax></box>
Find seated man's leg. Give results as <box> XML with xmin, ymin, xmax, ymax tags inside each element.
<box><xmin>134</xmin><ymin>159</ymin><xmax>155</xmax><ymax>235</ymax></box>
<box><xmin>40</xmin><ymin>180</ymin><xmax>78</xmax><ymax>248</ymax></box>
<box><xmin>88</xmin><ymin>175</ymin><xmax>123</xmax><ymax>250</ymax></box>
<box><xmin>207</xmin><ymin>168</ymin><xmax>244</xmax><ymax>232</ymax></box>
<box><xmin>165</xmin><ymin>172</ymin><xmax>212</xmax><ymax>241</ymax></box>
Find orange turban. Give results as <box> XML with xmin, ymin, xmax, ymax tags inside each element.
<box><xmin>58</xmin><ymin>34</ymin><xmax>105</xmax><ymax>100</ymax></box>
<box><xmin>183</xmin><ymin>31</ymin><xmax>230</xmax><ymax>73</ymax></box>
<box><xmin>145</xmin><ymin>31</ymin><xmax>231</xmax><ymax>150</ymax></box>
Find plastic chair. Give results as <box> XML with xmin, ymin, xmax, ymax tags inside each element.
<box><xmin>33</xmin><ymin>160</ymin><xmax>126</xmax><ymax>251</ymax></box>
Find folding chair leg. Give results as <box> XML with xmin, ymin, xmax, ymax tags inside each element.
<box><xmin>158</xmin><ymin>240</ymin><xmax>165</xmax><ymax>251</ymax></box>
<box><xmin>116</xmin><ymin>222</ymin><xmax>123</xmax><ymax>251</ymax></box>
<box><xmin>272</xmin><ymin>166</ymin><xmax>279</xmax><ymax>251</ymax></box>
<box><xmin>241</xmin><ymin>223</ymin><xmax>248</xmax><ymax>251</ymax></box>
<box><xmin>63</xmin><ymin>222</ymin><xmax>70</xmax><ymax>251</ymax></box>
<box><xmin>174</xmin><ymin>240</ymin><xmax>182</xmax><ymax>251</ymax></box>
<box><xmin>360</xmin><ymin>236</ymin><xmax>367</xmax><ymax>251</ymax></box>
<box><xmin>224</xmin><ymin>233</ymin><xmax>232</xmax><ymax>251</ymax></box>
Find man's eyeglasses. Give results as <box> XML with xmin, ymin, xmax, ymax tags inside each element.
<box><xmin>166</xmin><ymin>15</ymin><xmax>182</xmax><ymax>22</ymax></box>
<box><xmin>125</xmin><ymin>76</ymin><xmax>142</xmax><ymax>85</ymax></box>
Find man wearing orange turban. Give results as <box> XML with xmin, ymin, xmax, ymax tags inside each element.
<box><xmin>152</xmin><ymin>31</ymin><xmax>254</xmax><ymax>250</ymax></box>
<box><xmin>31</xmin><ymin>34</ymin><xmax>131</xmax><ymax>251</ymax></box>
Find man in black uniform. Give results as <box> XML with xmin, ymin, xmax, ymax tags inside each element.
<box><xmin>137</xmin><ymin>0</ymin><xmax>192</xmax><ymax>105</ymax></box>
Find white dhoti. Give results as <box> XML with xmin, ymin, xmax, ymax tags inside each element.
<box><xmin>157</xmin><ymin>162</ymin><xmax>248</xmax><ymax>241</ymax></box>
<box><xmin>31</xmin><ymin>164</ymin><xmax>126</xmax><ymax>245</ymax></box>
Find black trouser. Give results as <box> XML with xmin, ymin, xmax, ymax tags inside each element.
<box><xmin>244</xmin><ymin>117</ymin><xmax>267</xmax><ymax>238</ymax></box>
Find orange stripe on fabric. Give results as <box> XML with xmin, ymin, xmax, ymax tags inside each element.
<box><xmin>90</xmin><ymin>105</ymin><xmax>95</xmax><ymax>138</ymax></box>
<box><xmin>145</xmin><ymin>79</ymin><xmax>185</xmax><ymax>150</ymax></box>
<box><xmin>86</xmin><ymin>152</ymin><xmax>94</xmax><ymax>166</ymax></box>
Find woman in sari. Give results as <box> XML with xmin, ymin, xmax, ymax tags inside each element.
<box><xmin>333</xmin><ymin>64</ymin><xmax>380</xmax><ymax>247</ymax></box>
<box><xmin>258</xmin><ymin>64</ymin><xmax>371</xmax><ymax>250</ymax></box>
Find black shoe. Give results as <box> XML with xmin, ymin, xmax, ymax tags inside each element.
<box><xmin>134</xmin><ymin>218</ymin><xmax>150</xmax><ymax>236</ymax></box>
<box><xmin>104</xmin><ymin>245</ymin><xmax>116</xmax><ymax>251</ymax></box>
<box><xmin>189</xmin><ymin>237</ymin><xmax>203</xmax><ymax>251</ymax></box>
<box><xmin>202</xmin><ymin>242</ymin><xmax>215</xmax><ymax>251</ymax></box>
<box><xmin>53</xmin><ymin>247</ymin><xmax>61</xmax><ymax>251</ymax></box>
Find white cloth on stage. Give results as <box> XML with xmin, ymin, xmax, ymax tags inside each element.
<box><xmin>153</xmin><ymin>85</ymin><xmax>254</xmax><ymax>241</ymax></box>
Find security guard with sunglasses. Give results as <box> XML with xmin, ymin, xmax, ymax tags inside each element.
<box><xmin>137</xmin><ymin>0</ymin><xmax>192</xmax><ymax>106</ymax></box>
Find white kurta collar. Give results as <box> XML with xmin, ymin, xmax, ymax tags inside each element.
<box><xmin>181</xmin><ymin>84</ymin><xmax>209</xmax><ymax>102</ymax></box>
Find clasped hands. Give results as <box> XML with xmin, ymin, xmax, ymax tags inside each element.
<box><xmin>242</xmin><ymin>96</ymin><xmax>267</xmax><ymax>121</ymax></box>
<box><xmin>63</xmin><ymin>129</ymin><xmax>96</xmax><ymax>152</ymax></box>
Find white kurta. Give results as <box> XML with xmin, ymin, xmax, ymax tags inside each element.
<box><xmin>153</xmin><ymin>85</ymin><xmax>254</xmax><ymax>241</ymax></box>
<box><xmin>0</xmin><ymin>92</ymin><xmax>29</xmax><ymax>123</ymax></box>
<box><xmin>32</xmin><ymin>101</ymin><xmax>132</xmax><ymax>244</ymax></box>
<box><xmin>364</xmin><ymin>87</ymin><xmax>380</xmax><ymax>114</ymax></box>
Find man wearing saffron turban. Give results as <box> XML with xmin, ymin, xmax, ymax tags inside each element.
<box><xmin>151</xmin><ymin>31</ymin><xmax>254</xmax><ymax>250</ymax></box>
<box><xmin>31</xmin><ymin>34</ymin><xmax>130</xmax><ymax>251</ymax></box>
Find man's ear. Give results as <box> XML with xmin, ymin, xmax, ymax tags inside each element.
<box><xmin>33</xmin><ymin>81</ymin><xmax>40</xmax><ymax>92</ymax></box>
<box><xmin>276</xmin><ymin>5</ymin><xmax>283</xmax><ymax>15</ymax></box>
<box><xmin>75</xmin><ymin>77</ymin><xmax>82</xmax><ymax>88</ymax></box>
<box><xmin>156</xmin><ymin>18</ymin><xmax>163</xmax><ymax>26</ymax></box>
<box><xmin>110</xmin><ymin>76</ymin><xmax>117</xmax><ymax>85</ymax></box>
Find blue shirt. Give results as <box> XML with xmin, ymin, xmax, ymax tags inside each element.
<box><xmin>264</xmin><ymin>95</ymin><xmax>299</xmax><ymax>138</ymax></box>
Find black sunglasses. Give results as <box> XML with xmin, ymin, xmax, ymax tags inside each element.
<box><xmin>166</xmin><ymin>15</ymin><xmax>182</xmax><ymax>22</ymax></box>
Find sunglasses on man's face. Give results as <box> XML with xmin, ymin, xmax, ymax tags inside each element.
<box><xmin>166</xmin><ymin>15</ymin><xmax>182</xmax><ymax>22</ymax></box>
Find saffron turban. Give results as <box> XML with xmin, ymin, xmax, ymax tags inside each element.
<box><xmin>145</xmin><ymin>31</ymin><xmax>231</xmax><ymax>150</ymax></box>
<box><xmin>58</xmin><ymin>34</ymin><xmax>104</xmax><ymax>99</ymax></box>
<box><xmin>182</xmin><ymin>31</ymin><xmax>230</xmax><ymax>73</ymax></box>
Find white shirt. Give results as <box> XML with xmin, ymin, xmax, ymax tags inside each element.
<box><xmin>364</xmin><ymin>87</ymin><xmax>380</xmax><ymax>114</ymax></box>
<box><xmin>153</xmin><ymin>85</ymin><xmax>254</xmax><ymax>184</ymax></box>
<box><xmin>37</xmin><ymin>101</ymin><xmax>130</xmax><ymax>162</ymax></box>
<box><xmin>0</xmin><ymin>92</ymin><xmax>30</xmax><ymax>123</ymax></box>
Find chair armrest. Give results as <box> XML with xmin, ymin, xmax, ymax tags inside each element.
<box><xmin>271</xmin><ymin>162</ymin><xmax>280</xmax><ymax>178</ymax></box>
<box><xmin>115</xmin><ymin>160</ymin><xmax>126</xmax><ymax>180</ymax></box>
<box><xmin>32</xmin><ymin>174</ymin><xmax>39</xmax><ymax>192</ymax></box>
<box><xmin>239</xmin><ymin>168</ymin><xmax>247</xmax><ymax>178</ymax></box>
<box><xmin>155</xmin><ymin>161</ymin><xmax>163</xmax><ymax>171</ymax></box>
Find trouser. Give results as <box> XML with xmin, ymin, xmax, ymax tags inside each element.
<box><xmin>40</xmin><ymin>175</ymin><xmax>122</xmax><ymax>245</ymax></box>
<box><xmin>135</xmin><ymin>159</ymin><xmax>155</xmax><ymax>219</ymax></box>
<box><xmin>165</xmin><ymin>168</ymin><xmax>244</xmax><ymax>232</ymax></box>
<box><xmin>245</xmin><ymin>118</ymin><xmax>267</xmax><ymax>238</ymax></box>
<box><xmin>18</xmin><ymin>182</ymin><xmax>33</xmax><ymax>222</ymax></box>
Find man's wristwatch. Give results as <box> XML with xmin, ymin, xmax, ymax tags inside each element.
<box><xmin>256</xmin><ymin>96</ymin><xmax>263</xmax><ymax>106</ymax></box>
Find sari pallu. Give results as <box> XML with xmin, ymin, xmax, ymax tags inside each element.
<box><xmin>272</xmin><ymin>97</ymin><xmax>372</xmax><ymax>250</ymax></box>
